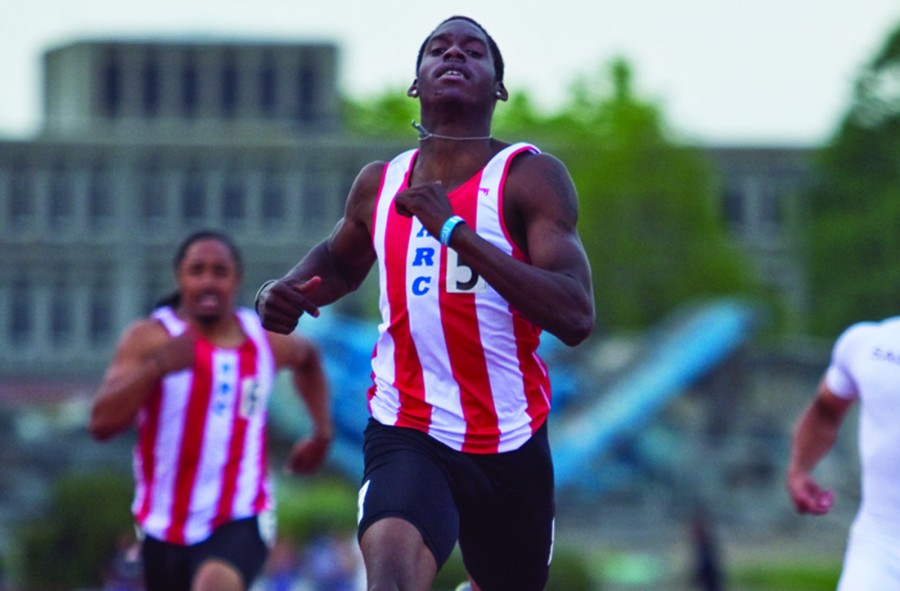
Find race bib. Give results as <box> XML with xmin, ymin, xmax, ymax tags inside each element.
<box><xmin>446</xmin><ymin>249</ymin><xmax>486</xmax><ymax>293</ymax></box>
<box><xmin>239</xmin><ymin>377</ymin><xmax>263</xmax><ymax>419</ymax></box>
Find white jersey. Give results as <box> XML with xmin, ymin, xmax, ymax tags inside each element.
<box><xmin>826</xmin><ymin>317</ymin><xmax>900</xmax><ymax>590</ymax></box>
<box><xmin>826</xmin><ymin>317</ymin><xmax>900</xmax><ymax>526</ymax></box>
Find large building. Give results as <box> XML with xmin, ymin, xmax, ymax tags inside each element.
<box><xmin>0</xmin><ymin>36</ymin><xmax>816</xmax><ymax>388</ymax></box>
<box><xmin>0</xmin><ymin>38</ymin><xmax>833</xmax><ymax>570</ymax></box>
<box><xmin>0</xmin><ymin>38</ymin><xmax>406</xmax><ymax>384</ymax></box>
<box><xmin>707</xmin><ymin>145</ymin><xmax>816</xmax><ymax>332</ymax></box>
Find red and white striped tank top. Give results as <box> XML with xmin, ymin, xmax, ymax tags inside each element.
<box><xmin>369</xmin><ymin>142</ymin><xmax>552</xmax><ymax>454</ymax></box>
<box><xmin>132</xmin><ymin>306</ymin><xmax>275</xmax><ymax>545</ymax></box>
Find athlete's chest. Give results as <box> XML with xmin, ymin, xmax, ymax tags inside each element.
<box><xmin>853</xmin><ymin>341</ymin><xmax>900</xmax><ymax>406</ymax></box>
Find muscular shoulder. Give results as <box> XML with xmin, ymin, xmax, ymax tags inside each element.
<box><xmin>356</xmin><ymin>160</ymin><xmax>387</xmax><ymax>191</ymax></box>
<box><xmin>502</xmin><ymin>150</ymin><xmax>579</xmax><ymax>248</ymax></box>
<box><xmin>113</xmin><ymin>317</ymin><xmax>170</xmax><ymax>359</ymax></box>
<box><xmin>345</xmin><ymin>160</ymin><xmax>388</xmax><ymax>223</ymax></box>
<box><xmin>505</xmin><ymin>151</ymin><xmax>577</xmax><ymax>212</ymax></box>
<box><xmin>506</xmin><ymin>150</ymin><xmax>568</xmax><ymax>181</ymax></box>
<box><xmin>126</xmin><ymin>316</ymin><xmax>168</xmax><ymax>340</ymax></box>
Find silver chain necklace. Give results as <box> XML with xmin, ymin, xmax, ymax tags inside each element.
<box><xmin>412</xmin><ymin>120</ymin><xmax>492</xmax><ymax>141</ymax></box>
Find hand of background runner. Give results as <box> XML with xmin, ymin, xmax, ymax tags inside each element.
<box><xmin>152</xmin><ymin>331</ymin><xmax>197</xmax><ymax>377</ymax></box>
<box><xmin>786</xmin><ymin>471</ymin><xmax>835</xmax><ymax>515</ymax></box>
<box><xmin>284</xmin><ymin>434</ymin><xmax>331</xmax><ymax>474</ymax></box>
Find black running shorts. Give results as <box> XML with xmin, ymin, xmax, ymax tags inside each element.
<box><xmin>140</xmin><ymin>515</ymin><xmax>269</xmax><ymax>591</ymax></box>
<box><xmin>357</xmin><ymin>419</ymin><xmax>555</xmax><ymax>591</ymax></box>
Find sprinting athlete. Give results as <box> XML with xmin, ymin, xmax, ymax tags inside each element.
<box><xmin>91</xmin><ymin>230</ymin><xmax>332</xmax><ymax>591</ymax></box>
<box><xmin>256</xmin><ymin>16</ymin><xmax>594</xmax><ymax>591</ymax></box>
<box><xmin>787</xmin><ymin>316</ymin><xmax>900</xmax><ymax>590</ymax></box>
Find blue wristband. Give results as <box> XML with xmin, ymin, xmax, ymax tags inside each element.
<box><xmin>440</xmin><ymin>215</ymin><xmax>465</xmax><ymax>247</ymax></box>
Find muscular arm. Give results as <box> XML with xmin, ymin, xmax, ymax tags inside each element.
<box><xmin>786</xmin><ymin>378</ymin><xmax>854</xmax><ymax>514</ymax></box>
<box><xmin>89</xmin><ymin>320</ymin><xmax>193</xmax><ymax>440</ymax></box>
<box><xmin>401</xmin><ymin>152</ymin><xmax>594</xmax><ymax>345</ymax></box>
<box><xmin>269</xmin><ymin>332</ymin><xmax>333</xmax><ymax>474</ymax></box>
<box><xmin>258</xmin><ymin>162</ymin><xmax>382</xmax><ymax>334</ymax></box>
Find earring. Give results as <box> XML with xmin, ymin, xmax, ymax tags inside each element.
<box><xmin>410</xmin><ymin>88</ymin><xmax>419</xmax><ymax>97</ymax></box>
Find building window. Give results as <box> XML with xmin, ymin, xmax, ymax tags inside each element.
<box><xmin>142</xmin><ymin>54</ymin><xmax>161</xmax><ymax>117</ymax></box>
<box><xmin>222</xmin><ymin>173</ymin><xmax>245</xmax><ymax>222</ymax></box>
<box><xmin>722</xmin><ymin>187</ymin><xmax>745</xmax><ymax>228</ymax></box>
<box><xmin>90</xmin><ymin>280</ymin><xmax>113</xmax><ymax>345</ymax></box>
<box><xmin>49</xmin><ymin>164</ymin><xmax>73</xmax><ymax>230</ymax></box>
<box><xmin>10</xmin><ymin>278</ymin><xmax>31</xmax><ymax>345</ymax></box>
<box><xmin>102</xmin><ymin>52</ymin><xmax>121</xmax><ymax>118</ymax></box>
<box><xmin>181</xmin><ymin>57</ymin><xmax>199</xmax><ymax>117</ymax></box>
<box><xmin>220</xmin><ymin>52</ymin><xmax>238</xmax><ymax>118</ymax></box>
<box><xmin>262</xmin><ymin>171</ymin><xmax>285</xmax><ymax>223</ymax></box>
<box><xmin>259</xmin><ymin>56</ymin><xmax>277</xmax><ymax>116</ymax></box>
<box><xmin>301</xmin><ymin>170</ymin><xmax>329</xmax><ymax>227</ymax></box>
<box><xmin>51</xmin><ymin>282</ymin><xmax>72</xmax><ymax>345</ymax></box>
<box><xmin>88</xmin><ymin>164</ymin><xmax>114</xmax><ymax>228</ymax></box>
<box><xmin>141</xmin><ymin>163</ymin><xmax>166</xmax><ymax>222</ymax></box>
<box><xmin>296</xmin><ymin>63</ymin><xmax>316</xmax><ymax>122</ymax></box>
<box><xmin>181</xmin><ymin>167</ymin><xmax>206</xmax><ymax>222</ymax></box>
<box><xmin>144</xmin><ymin>267</ymin><xmax>170</xmax><ymax>314</ymax></box>
<box><xmin>8</xmin><ymin>163</ymin><xmax>33</xmax><ymax>229</ymax></box>
<box><xmin>758</xmin><ymin>181</ymin><xmax>788</xmax><ymax>232</ymax></box>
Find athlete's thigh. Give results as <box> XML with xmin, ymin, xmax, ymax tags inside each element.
<box><xmin>191</xmin><ymin>516</ymin><xmax>269</xmax><ymax>588</ymax></box>
<box><xmin>358</xmin><ymin>419</ymin><xmax>459</xmax><ymax>568</ymax></box>
<box><xmin>457</xmin><ymin>426</ymin><xmax>555</xmax><ymax>591</ymax></box>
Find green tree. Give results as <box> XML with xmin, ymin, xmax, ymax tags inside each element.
<box><xmin>343</xmin><ymin>92</ymin><xmax>419</xmax><ymax>139</ymax></box>
<box><xmin>537</xmin><ymin>59</ymin><xmax>754</xmax><ymax>330</ymax></box>
<box><xmin>16</xmin><ymin>471</ymin><xmax>133</xmax><ymax>590</ymax></box>
<box><xmin>275</xmin><ymin>476</ymin><xmax>358</xmax><ymax>541</ymax></box>
<box><xmin>345</xmin><ymin>57</ymin><xmax>757</xmax><ymax>331</ymax></box>
<box><xmin>806</xmin><ymin>23</ymin><xmax>900</xmax><ymax>336</ymax></box>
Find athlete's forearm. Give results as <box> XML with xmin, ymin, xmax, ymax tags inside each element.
<box><xmin>788</xmin><ymin>402</ymin><xmax>841</xmax><ymax>476</ymax></box>
<box><xmin>292</xmin><ymin>356</ymin><xmax>333</xmax><ymax>441</ymax></box>
<box><xmin>89</xmin><ymin>357</ymin><xmax>162</xmax><ymax>440</ymax></box>
<box><xmin>448</xmin><ymin>226</ymin><xmax>594</xmax><ymax>345</ymax></box>
<box><xmin>282</xmin><ymin>239</ymin><xmax>372</xmax><ymax>307</ymax></box>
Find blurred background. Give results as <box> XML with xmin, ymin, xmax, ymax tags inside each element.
<box><xmin>1</xmin><ymin>1</ymin><xmax>899</xmax><ymax>589</ymax></box>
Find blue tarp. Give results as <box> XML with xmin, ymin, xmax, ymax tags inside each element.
<box><xmin>268</xmin><ymin>298</ymin><xmax>757</xmax><ymax>493</ymax></box>
<box><xmin>552</xmin><ymin>298</ymin><xmax>757</xmax><ymax>490</ymax></box>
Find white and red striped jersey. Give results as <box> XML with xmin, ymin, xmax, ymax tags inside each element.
<box><xmin>369</xmin><ymin>142</ymin><xmax>552</xmax><ymax>454</ymax></box>
<box><xmin>133</xmin><ymin>306</ymin><xmax>275</xmax><ymax>545</ymax></box>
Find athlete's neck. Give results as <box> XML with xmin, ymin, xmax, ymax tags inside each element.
<box><xmin>180</xmin><ymin>309</ymin><xmax>246</xmax><ymax>347</ymax></box>
<box><xmin>412</xmin><ymin>120</ymin><xmax>491</xmax><ymax>142</ymax></box>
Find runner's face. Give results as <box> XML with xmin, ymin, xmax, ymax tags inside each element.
<box><xmin>415</xmin><ymin>19</ymin><xmax>499</xmax><ymax>104</ymax></box>
<box><xmin>176</xmin><ymin>239</ymin><xmax>240</xmax><ymax>325</ymax></box>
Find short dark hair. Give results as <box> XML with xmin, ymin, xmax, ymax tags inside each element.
<box><xmin>416</xmin><ymin>16</ymin><xmax>504</xmax><ymax>82</ymax></box>
<box><xmin>172</xmin><ymin>229</ymin><xmax>243</xmax><ymax>275</ymax></box>
<box><xmin>155</xmin><ymin>229</ymin><xmax>243</xmax><ymax>310</ymax></box>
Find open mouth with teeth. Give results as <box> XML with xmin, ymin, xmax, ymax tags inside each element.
<box><xmin>195</xmin><ymin>293</ymin><xmax>223</xmax><ymax>310</ymax></box>
<box><xmin>438</xmin><ymin>69</ymin><xmax>467</xmax><ymax>79</ymax></box>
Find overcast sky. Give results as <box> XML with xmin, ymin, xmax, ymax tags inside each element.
<box><xmin>1</xmin><ymin>0</ymin><xmax>898</xmax><ymax>145</ymax></box>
